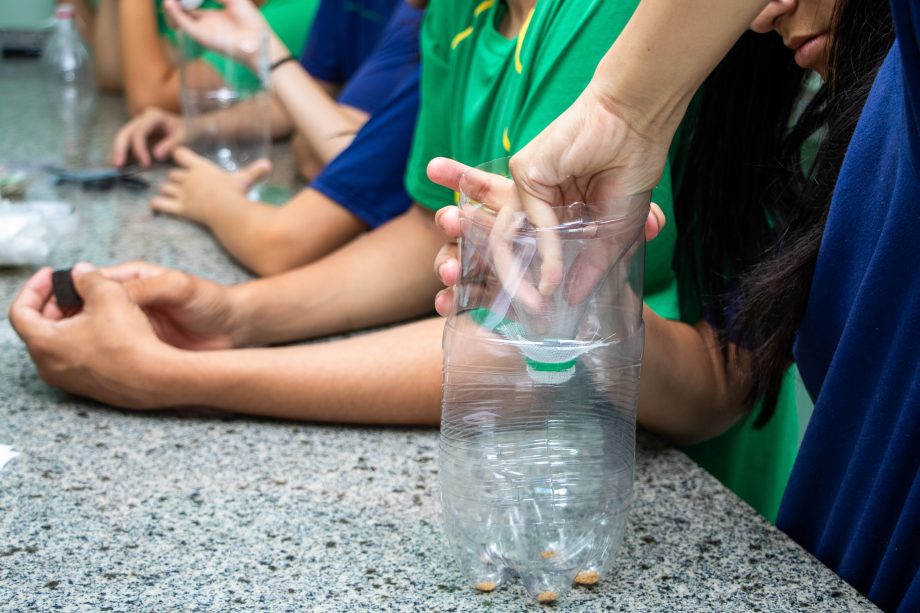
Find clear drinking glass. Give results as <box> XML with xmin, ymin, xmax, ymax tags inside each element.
<box><xmin>178</xmin><ymin>29</ymin><xmax>271</xmax><ymax>196</ymax></box>
<box><xmin>439</xmin><ymin>157</ymin><xmax>650</xmax><ymax>603</ymax></box>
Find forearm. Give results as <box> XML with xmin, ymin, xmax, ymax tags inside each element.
<box><xmin>268</xmin><ymin>36</ymin><xmax>369</xmax><ymax>166</ymax></box>
<box><xmin>93</xmin><ymin>0</ymin><xmax>122</xmax><ymax>90</ymax></box>
<box><xmin>168</xmin><ymin>317</ymin><xmax>444</xmax><ymax>423</ymax></box>
<box><xmin>120</xmin><ymin>1</ymin><xmax>181</xmax><ymax>114</ymax></box>
<box><xmin>201</xmin><ymin>188</ymin><xmax>366</xmax><ymax>277</ymax></box>
<box><xmin>637</xmin><ymin>307</ymin><xmax>750</xmax><ymax>445</ymax></box>
<box><xmin>592</xmin><ymin>0</ymin><xmax>770</xmax><ymax>139</ymax></box>
<box><xmin>231</xmin><ymin>205</ymin><xmax>443</xmax><ymax>345</ymax></box>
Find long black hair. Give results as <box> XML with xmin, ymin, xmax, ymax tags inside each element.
<box><xmin>675</xmin><ymin>0</ymin><xmax>896</xmax><ymax>426</ymax></box>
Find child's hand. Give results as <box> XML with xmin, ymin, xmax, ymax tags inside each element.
<box><xmin>111</xmin><ymin>108</ymin><xmax>185</xmax><ymax>168</ymax></box>
<box><xmin>151</xmin><ymin>147</ymin><xmax>271</xmax><ymax>223</ymax></box>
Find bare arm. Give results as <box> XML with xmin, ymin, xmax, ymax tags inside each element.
<box><xmin>638</xmin><ymin>308</ymin><xmax>752</xmax><ymax>445</ymax></box>
<box><xmin>93</xmin><ymin>0</ymin><xmax>124</xmax><ymax>91</ymax></box>
<box><xmin>199</xmin><ymin>188</ymin><xmax>367</xmax><ymax>276</ymax></box>
<box><xmin>152</xmin><ymin>148</ymin><xmax>367</xmax><ymax>275</ymax></box>
<box><xmin>590</xmin><ymin>0</ymin><xmax>770</xmax><ymax>142</ymax></box>
<box><xmin>231</xmin><ymin>205</ymin><xmax>444</xmax><ymax>346</ymax></box>
<box><xmin>9</xmin><ymin>267</ymin><xmax>443</xmax><ymax>423</ymax></box>
<box><xmin>119</xmin><ymin>1</ymin><xmax>181</xmax><ymax>114</ymax></box>
<box><xmin>268</xmin><ymin>35</ymin><xmax>369</xmax><ymax>171</ymax></box>
<box><xmin>161</xmin><ymin>317</ymin><xmax>444</xmax><ymax>423</ymax></box>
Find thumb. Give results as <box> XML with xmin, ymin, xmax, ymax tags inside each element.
<box><xmin>236</xmin><ymin>158</ymin><xmax>272</xmax><ymax>190</ymax></box>
<box><xmin>123</xmin><ymin>270</ymin><xmax>191</xmax><ymax>309</ymax></box>
<box><xmin>645</xmin><ymin>202</ymin><xmax>666</xmax><ymax>242</ymax></box>
<box><xmin>71</xmin><ymin>264</ymin><xmax>129</xmax><ymax>310</ymax></box>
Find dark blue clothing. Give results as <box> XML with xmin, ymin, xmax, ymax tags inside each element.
<box><xmin>299</xmin><ymin>0</ymin><xmax>402</xmax><ymax>89</ymax></box>
<box><xmin>338</xmin><ymin>3</ymin><xmax>424</xmax><ymax>113</ymax></box>
<box><xmin>782</xmin><ymin>2</ymin><xmax>920</xmax><ymax>611</ymax></box>
<box><xmin>311</xmin><ymin>66</ymin><xmax>420</xmax><ymax>228</ymax></box>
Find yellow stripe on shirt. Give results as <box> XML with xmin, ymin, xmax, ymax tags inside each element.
<box><xmin>452</xmin><ymin>0</ymin><xmax>496</xmax><ymax>50</ymax></box>
<box><xmin>502</xmin><ymin>127</ymin><xmax>511</xmax><ymax>153</ymax></box>
<box><xmin>473</xmin><ymin>0</ymin><xmax>494</xmax><ymax>17</ymax></box>
<box><xmin>451</xmin><ymin>26</ymin><xmax>474</xmax><ymax>49</ymax></box>
<box><xmin>514</xmin><ymin>8</ymin><xmax>535</xmax><ymax>74</ymax></box>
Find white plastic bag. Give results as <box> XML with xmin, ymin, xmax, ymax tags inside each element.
<box><xmin>0</xmin><ymin>200</ymin><xmax>77</xmax><ymax>266</ymax></box>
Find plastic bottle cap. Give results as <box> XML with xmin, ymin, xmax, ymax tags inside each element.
<box><xmin>525</xmin><ymin>358</ymin><xmax>577</xmax><ymax>384</ymax></box>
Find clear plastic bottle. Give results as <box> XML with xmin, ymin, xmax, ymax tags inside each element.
<box><xmin>41</xmin><ymin>3</ymin><xmax>96</xmax><ymax>168</ymax></box>
<box><xmin>439</xmin><ymin>158</ymin><xmax>649</xmax><ymax>603</ymax></box>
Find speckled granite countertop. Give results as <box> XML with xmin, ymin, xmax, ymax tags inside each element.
<box><xmin>0</xmin><ymin>60</ymin><xmax>875</xmax><ymax>611</ymax></box>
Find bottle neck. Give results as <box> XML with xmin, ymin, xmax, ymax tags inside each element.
<box><xmin>56</xmin><ymin>17</ymin><xmax>75</xmax><ymax>33</ymax></box>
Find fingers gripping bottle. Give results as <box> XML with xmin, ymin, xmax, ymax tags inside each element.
<box><xmin>439</xmin><ymin>158</ymin><xmax>649</xmax><ymax>603</ymax></box>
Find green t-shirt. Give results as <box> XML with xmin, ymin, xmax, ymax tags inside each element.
<box><xmin>405</xmin><ymin>0</ymin><xmax>681</xmax><ymax>319</ymax></box>
<box><xmin>157</xmin><ymin>0</ymin><xmax>317</xmax><ymax>90</ymax></box>
<box><xmin>408</xmin><ymin>0</ymin><xmax>799</xmax><ymax>523</ymax></box>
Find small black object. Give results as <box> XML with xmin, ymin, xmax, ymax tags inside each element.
<box><xmin>46</xmin><ymin>165</ymin><xmax>150</xmax><ymax>192</ymax></box>
<box><xmin>52</xmin><ymin>269</ymin><xmax>84</xmax><ymax>315</ymax></box>
<box><xmin>269</xmin><ymin>55</ymin><xmax>297</xmax><ymax>72</ymax></box>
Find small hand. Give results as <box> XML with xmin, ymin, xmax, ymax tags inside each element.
<box><xmin>8</xmin><ymin>265</ymin><xmax>178</xmax><ymax>409</ymax></box>
<box><xmin>111</xmin><ymin>108</ymin><xmax>185</xmax><ymax>168</ymax></box>
<box><xmin>101</xmin><ymin>260</ymin><xmax>241</xmax><ymax>351</ymax></box>
<box><xmin>164</xmin><ymin>0</ymin><xmax>271</xmax><ymax>68</ymax></box>
<box><xmin>151</xmin><ymin>147</ymin><xmax>271</xmax><ymax>222</ymax></box>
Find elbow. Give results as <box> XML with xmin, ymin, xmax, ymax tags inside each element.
<box><xmin>125</xmin><ymin>83</ymin><xmax>179</xmax><ymax>117</ymax></box>
<box><xmin>637</xmin><ymin>395</ymin><xmax>747</xmax><ymax>447</ymax></box>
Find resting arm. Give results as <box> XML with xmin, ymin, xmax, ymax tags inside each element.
<box><xmin>231</xmin><ymin>205</ymin><xmax>444</xmax><ymax>346</ymax></box>
<box><xmin>195</xmin><ymin>187</ymin><xmax>368</xmax><ymax>277</ymax></box>
<box><xmin>638</xmin><ymin>309</ymin><xmax>752</xmax><ymax>445</ymax></box>
<box><xmin>156</xmin><ymin>317</ymin><xmax>444</xmax><ymax>423</ymax></box>
<box><xmin>119</xmin><ymin>1</ymin><xmax>181</xmax><ymax>114</ymax></box>
<box><xmin>93</xmin><ymin>0</ymin><xmax>124</xmax><ymax>90</ymax></box>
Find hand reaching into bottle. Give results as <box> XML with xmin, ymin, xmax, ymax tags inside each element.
<box><xmin>502</xmin><ymin>86</ymin><xmax>675</xmax><ymax>295</ymax></box>
<box><xmin>427</xmin><ymin>157</ymin><xmax>666</xmax><ymax>317</ymax></box>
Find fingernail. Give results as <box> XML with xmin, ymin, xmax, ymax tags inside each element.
<box><xmin>72</xmin><ymin>262</ymin><xmax>96</xmax><ymax>275</ymax></box>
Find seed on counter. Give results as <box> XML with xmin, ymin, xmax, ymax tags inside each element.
<box><xmin>475</xmin><ymin>581</ymin><xmax>497</xmax><ymax>592</ymax></box>
<box><xmin>540</xmin><ymin>550</ymin><xmax>556</xmax><ymax>559</ymax></box>
<box><xmin>537</xmin><ymin>590</ymin><xmax>557</xmax><ymax>603</ymax></box>
<box><xmin>575</xmin><ymin>570</ymin><xmax>600</xmax><ymax>585</ymax></box>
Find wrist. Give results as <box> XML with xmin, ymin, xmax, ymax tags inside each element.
<box><xmin>589</xmin><ymin>55</ymin><xmax>691</xmax><ymax>145</ymax></box>
<box><xmin>225</xmin><ymin>281</ymin><xmax>259</xmax><ymax>347</ymax></box>
<box><xmin>137</xmin><ymin>344</ymin><xmax>198</xmax><ymax>408</ymax></box>
<box><xmin>267</xmin><ymin>34</ymin><xmax>291</xmax><ymax>67</ymax></box>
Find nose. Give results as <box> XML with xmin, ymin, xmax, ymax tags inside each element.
<box><xmin>750</xmin><ymin>0</ymin><xmax>796</xmax><ymax>34</ymax></box>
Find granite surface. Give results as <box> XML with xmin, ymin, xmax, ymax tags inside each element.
<box><xmin>0</xmin><ymin>59</ymin><xmax>876</xmax><ymax>611</ymax></box>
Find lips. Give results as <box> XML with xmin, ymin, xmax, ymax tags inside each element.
<box><xmin>785</xmin><ymin>32</ymin><xmax>828</xmax><ymax>71</ymax></box>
